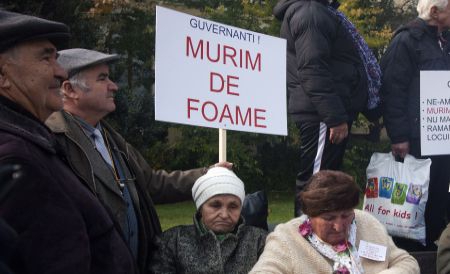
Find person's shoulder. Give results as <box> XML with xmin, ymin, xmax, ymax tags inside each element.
<box><xmin>45</xmin><ymin>110</ymin><xmax>67</xmax><ymax>133</ymax></box>
<box><xmin>271</xmin><ymin>216</ymin><xmax>305</xmax><ymax>236</ymax></box>
<box><xmin>439</xmin><ymin>223</ymin><xmax>450</xmax><ymax>241</ymax></box>
<box><xmin>0</xmin><ymin>132</ymin><xmax>42</xmax><ymax>163</ymax></box>
<box><xmin>355</xmin><ymin>209</ymin><xmax>386</xmax><ymax>231</ymax></box>
<box><xmin>293</xmin><ymin>1</ymin><xmax>332</xmax><ymax>20</ymax></box>
<box><xmin>392</xmin><ymin>18</ymin><xmax>426</xmax><ymax>42</ymax></box>
<box><xmin>161</xmin><ymin>224</ymin><xmax>196</xmax><ymax>239</ymax></box>
<box><xmin>391</xmin><ymin>27</ymin><xmax>415</xmax><ymax>46</ymax></box>
<box><xmin>355</xmin><ymin>209</ymin><xmax>377</xmax><ymax>221</ymax></box>
<box><xmin>240</xmin><ymin>225</ymin><xmax>268</xmax><ymax>237</ymax></box>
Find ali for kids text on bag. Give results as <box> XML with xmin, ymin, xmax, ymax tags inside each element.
<box><xmin>364</xmin><ymin>152</ymin><xmax>431</xmax><ymax>245</ymax></box>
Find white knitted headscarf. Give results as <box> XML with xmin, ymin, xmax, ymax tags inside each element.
<box><xmin>192</xmin><ymin>167</ymin><xmax>245</xmax><ymax>209</ymax></box>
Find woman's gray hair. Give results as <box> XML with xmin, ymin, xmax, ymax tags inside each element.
<box><xmin>68</xmin><ymin>71</ymin><xmax>90</xmax><ymax>92</ymax></box>
<box><xmin>417</xmin><ymin>0</ymin><xmax>449</xmax><ymax>20</ymax></box>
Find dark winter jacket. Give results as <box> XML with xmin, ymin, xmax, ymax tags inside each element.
<box><xmin>0</xmin><ymin>96</ymin><xmax>136</xmax><ymax>274</ymax></box>
<box><xmin>46</xmin><ymin>111</ymin><xmax>206</xmax><ymax>274</ymax></box>
<box><xmin>149</xmin><ymin>214</ymin><xmax>267</xmax><ymax>274</ymax></box>
<box><xmin>0</xmin><ymin>164</ymin><xmax>20</xmax><ymax>274</ymax></box>
<box><xmin>381</xmin><ymin>18</ymin><xmax>450</xmax><ymax>144</ymax></box>
<box><xmin>273</xmin><ymin>0</ymin><xmax>368</xmax><ymax>126</ymax></box>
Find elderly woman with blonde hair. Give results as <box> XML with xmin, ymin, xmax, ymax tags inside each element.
<box><xmin>250</xmin><ymin>170</ymin><xmax>419</xmax><ymax>274</ymax></box>
<box><xmin>150</xmin><ymin>167</ymin><xmax>267</xmax><ymax>273</ymax></box>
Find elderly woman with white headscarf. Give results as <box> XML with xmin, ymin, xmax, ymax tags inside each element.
<box><xmin>149</xmin><ymin>167</ymin><xmax>268</xmax><ymax>274</ymax></box>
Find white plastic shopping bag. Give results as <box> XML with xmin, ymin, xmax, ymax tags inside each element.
<box><xmin>364</xmin><ymin>152</ymin><xmax>431</xmax><ymax>245</ymax></box>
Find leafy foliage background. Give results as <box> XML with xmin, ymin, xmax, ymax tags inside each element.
<box><xmin>2</xmin><ymin>0</ymin><xmax>417</xmax><ymax>191</ymax></box>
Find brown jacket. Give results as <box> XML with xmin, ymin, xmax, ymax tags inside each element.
<box><xmin>46</xmin><ymin>110</ymin><xmax>205</xmax><ymax>274</ymax></box>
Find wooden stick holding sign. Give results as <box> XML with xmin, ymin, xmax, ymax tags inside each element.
<box><xmin>219</xmin><ymin>128</ymin><xmax>226</xmax><ymax>162</ymax></box>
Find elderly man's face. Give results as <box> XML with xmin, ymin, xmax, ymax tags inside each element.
<box><xmin>435</xmin><ymin>2</ymin><xmax>450</xmax><ymax>30</ymax></box>
<box><xmin>0</xmin><ymin>40</ymin><xmax>67</xmax><ymax>121</ymax></box>
<box><xmin>200</xmin><ymin>194</ymin><xmax>241</xmax><ymax>234</ymax></box>
<box><xmin>310</xmin><ymin>209</ymin><xmax>355</xmax><ymax>246</ymax></box>
<box><xmin>71</xmin><ymin>64</ymin><xmax>118</xmax><ymax>124</ymax></box>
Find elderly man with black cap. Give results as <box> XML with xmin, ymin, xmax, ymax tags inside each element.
<box><xmin>45</xmin><ymin>48</ymin><xmax>231</xmax><ymax>272</ymax></box>
<box><xmin>0</xmin><ymin>10</ymin><xmax>136</xmax><ymax>274</ymax></box>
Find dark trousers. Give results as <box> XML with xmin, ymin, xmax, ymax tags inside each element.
<box><xmin>393</xmin><ymin>139</ymin><xmax>450</xmax><ymax>251</ymax></box>
<box><xmin>294</xmin><ymin>122</ymin><xmax>350</xmax><ymax>217</ymax></box>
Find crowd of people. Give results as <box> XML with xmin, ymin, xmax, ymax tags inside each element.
<box><xmin>0</xmin><ymin>0</ymin><xmax>450</xmax><ymax>273</ymax></box>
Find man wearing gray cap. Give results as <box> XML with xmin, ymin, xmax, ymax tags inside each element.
<box><xmin>0</xmin><ymin>11</ymin><xmax>135</xmax><ymax>274</ymax></box>
<box><xmin>46</xmin><ymin>48</ymin><xmax>231</xmax><ymax>272</ymax></box>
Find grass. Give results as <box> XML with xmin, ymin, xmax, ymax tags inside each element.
<box><xmin>156</xmin><ymin>191</ymin><xmax>364</xmax><ymax>231</ymax></box>
<box><xmin>155</xmin><ymin>191</ymin><xmax>295</xmax><ymax>231</ymax></box>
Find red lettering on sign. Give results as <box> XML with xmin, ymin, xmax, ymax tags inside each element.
<box><xmin>186</xmin><ymin>36</ymin><xmax>261</xmax><ymax>72</ymax></box>
<box><xmin>254</xmin><ymin>108</ymin><xmax>267</xmax><ymax>128</ymax></box>
<box><xmin>187</xmin><ymin>98</ymin><xmax>267</xmax><ymax>128</ymax></box>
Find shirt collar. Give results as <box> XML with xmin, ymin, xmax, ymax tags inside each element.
<box><xmin>71</xmin><ymin>114</ymin><xmax>102</xmax><ymax>142</ymax></box>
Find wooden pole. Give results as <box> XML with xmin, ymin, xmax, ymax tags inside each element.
<box><xmin>219</xmin><ymin>128</ymin><xmax>227</xmax><ymax>162</ymax></box>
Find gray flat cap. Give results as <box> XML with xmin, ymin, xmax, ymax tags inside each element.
<box><xmin>57</xmin><ymin>48</ymin><xmax>119</xmax><ymax>77</ymax></box>
<box><xmin>0</xmin><ymin>10</ymin><xmax>70</xmax><ymax>53</ymax></box>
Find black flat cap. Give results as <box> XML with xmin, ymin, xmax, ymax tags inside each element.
<box><xmin>58</xmin><ymin>48</ymin><xmax>119</xmax><ymax>78</ymax></box>
<box><xmin>0</xmin><ymin>10</ymin><xmax>70</xmax><ymax>53</ymax></box>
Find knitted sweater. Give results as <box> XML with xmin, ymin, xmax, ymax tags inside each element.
<box><xmin>250</xmin><ymin>210</ymin><xmax>419</xmax><ymax>274</ymax></box>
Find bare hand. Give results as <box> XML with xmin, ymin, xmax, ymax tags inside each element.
<box><xmin>391</xmin><ymin>142</ymin><xmax>409</xmax><ymax>159</ymax></box>
<box><xmin>209</xmin><ymin>161</ymin><xmax>233</xmax><ymax>170</ymax></box>
<box><xmin>329</xmin><ymin>123</ymin><xmax>348</xmax><ymax>144</ymax></box>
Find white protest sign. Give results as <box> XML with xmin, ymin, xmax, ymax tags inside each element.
<box><xmin>420</xmin><ymin>71</ymin><xmax>450</xmax><ymax>155</ymax></box>
<box><xmin>155</xmin><ymin>6</ymin><xmax>287</xmax><ymax>135</ymax></box>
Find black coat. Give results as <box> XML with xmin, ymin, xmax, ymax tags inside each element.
<box><xmin>273</xmin><ymin>0</ymin><xmax>367</xmax><ymax>126</ymax></box>
<box><xmin>381</xmin><ymin>18</ymin><xmax>450</xmax><ymax>144</ymax></box>
<box><xmin>0</xmin><ymin>96</ymin><xmax>136</xmax><ymax>274</ymax></box>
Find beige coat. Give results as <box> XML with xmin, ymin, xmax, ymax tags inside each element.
<box><xmin>437</xmin><ymin>223</ymin><xmax>450</xmax><ymax>274</ymax></box>
<box><xmin>250</xmin><ymin>210</ymin><xmax>419</xmax><ymax>274</ymax></box>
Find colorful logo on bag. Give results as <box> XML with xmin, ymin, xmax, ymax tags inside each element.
<box><xmin>391</xmin><ymin>183</ymin><xmax>408</xmax><ymax>205</ymax></box>
<box><xmin>379</xmin><ymin>177</ymin><xmax>394</xmax><ymax>199</ymax></box>
<box><xmin>406</xmin><ymin>184</ymin><xmax>422</xmax><ymax>205</ymax></box>
<box><xmin>365</xmin><ymin>177</ymin><xmax>378</xmax><ymax>198</ymax></box>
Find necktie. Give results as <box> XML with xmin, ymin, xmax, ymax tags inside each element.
<box><xmin>92</xmin><ymin>128</ymin><xmax>113</xmax><ymax>167</ymax></box>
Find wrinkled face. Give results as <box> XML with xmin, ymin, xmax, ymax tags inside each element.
<box><xmin>72</xmin><ymin>64</ymin><xmax>118</xmax><ymax>123</ymax></box>
<box><xmin>434</xmin><ymin>2</ymin><xmax>450</xmax><ymax>31</ymax></box>
<box><xmin>310</xmin><ymin>209</ymin><xmax>355</xmax><ymax>246</ymax></box>
<box><xmin>0</xmin><ymin>39</ymin><xmax>67</xmax><ymax>121</ymax></box>
<box><xmin>200</xmin><ymin>194</ymin><xmax>242</xmax><ymax>234</ymax></box>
